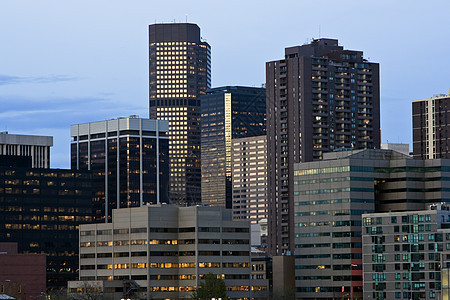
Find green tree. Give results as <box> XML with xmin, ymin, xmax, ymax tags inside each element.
<box><xmin>191</xmin><ymin>273</ymin><xmax>228</xmax><ymax>300</ymax></box>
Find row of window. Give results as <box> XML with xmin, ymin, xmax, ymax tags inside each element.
<box><xmin>80</xmin><ymin>226</ymin><xmax>248</xmax><ymax>236</ymax></box>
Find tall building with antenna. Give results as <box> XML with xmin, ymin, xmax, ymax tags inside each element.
<box><xmin>149</xmin><ymin>23</ymin><xmax>211</xmax><ymax>205</ymax></box>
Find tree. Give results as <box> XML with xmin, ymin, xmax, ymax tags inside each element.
<box><xmin>191</xmin><ymin>273</ymin><xmax>228</xmax><ymax>300</ymax></box>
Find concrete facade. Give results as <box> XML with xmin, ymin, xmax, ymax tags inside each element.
<box><xmin>381</xmin><ymin>143</ymin><xmax>410</xmax><ymax>156</ymax></box>
<box><xmin>232</xmin><ymin>135</ymin><xmax>268</xmax><ymax>227</ymax></box>
<box><xmin>77</xmin><ymin>205</ymin><xmax>253</xmax><ymax>300</ymax></box>
<box><xmin>266</xmin><ymin>38</ymin><xmax>381</xmax><ymax>255</ymax></box>
<box><xmin>0</xmin><ymin>132</ymin><xmax>52</xmax><ymax>168</ymax></box>
<box><xmin>413</xmin><ymin>93</ymin><xmax>450</xmax><ymax>160</ymax></box>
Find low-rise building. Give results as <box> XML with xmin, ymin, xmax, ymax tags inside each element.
<box><xmin>75</xmin><ymin>205</ymin><xmax>253</xmax><ymax>300</ymax></box>
<box><xmin>0</xmin><ymin>242</ymin><xmax>46</xmax><ymax>300</ymax></box>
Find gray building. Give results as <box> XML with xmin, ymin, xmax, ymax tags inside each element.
<box><xmin>70</xmin><ymin>116</ymin><xmax>169</xmax><ymax>223</ymax></box>
<box><xmin>266</xmin><ymin>38</ymin><xmax>381</xmax><ymax>255</ymax></box>
<box><xmin>362</xmin><ymin>204</ymin><xmax>450</xmax><ymax>300</ymax></box>
<box><xmin>293</xmin><ymin>149</ymin><xmax>450</xmax><ymax>299</ymax></box>
<box><xmin>149</xmin><ymin>23</ymin><xmax>211</xmax><ymax>205</ymax></box>
<box><xmin>381</xmin><ymin>142</ymin><xmax>410</xmax><ymax>156</ymax></box>
<box><xmin>413</xmin><ymin>93</ymin><xmax>450</xmax><ymax>160</ymax></box>
<box><xmin>76</xmin><ymin>205</ymin><xmax>256</xmax><ymax>300</ymax></box>
<box><xmin>0</xmin><ymin>132</ymin><xmax>52</xmax><ymax>168</ymax></box>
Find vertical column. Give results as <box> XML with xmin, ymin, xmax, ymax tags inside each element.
<box><xmin>156</xmin><ymin>120</ymin><xmax>160</xmax><ymax>205</ymax></box>
<box><xmin>76</xmin><ymin>125</ymin><xmax>80</xmax><ymax>170</ymax></box>
<box><xmin>88</xmin><ymin>123</ymin><xmax>91</xmax><ymax>171</ymax></box>
<box><xmin>116</xmin><ymin>119</ymin><xmax>120</xmax><ymax>211</ymax></box>
<box><xmin>139</xmin><ymin>119</ymin><xmax>143</xmax><ymax>207</ymax></box>
<box><xmin>105</xmin><ymin>121</ymin><xmax>109</xmax><ymax>224</ymax></box>
<box><xmin>31</xmin><ymin>145</ymin><xmax>35</xmax><ymax>168</ymax></box>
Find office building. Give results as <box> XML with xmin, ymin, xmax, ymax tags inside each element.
<box><xmin>149</xmin><ymin>23</ymin><xmax>211</xmax><ymax>205</ymax></box>
<box><xmin>266</xmin><ymin>38</ymin><xmax>380</xmax><ymax>255</ymax></box>
<box><xmin>0</xmin><ymin>243</ymin><xmax>46</xmax><ymax>300</ymax></box>
<box><xmin>362</xmin><ymin>204</ymin><xmax>450</xmax><ymax>300</ymax></box>
<box><xmin>0</xmin><ymin>132</ymin><xmax>52</xmax><ymax>168</ymax></box>
<box><xmin>293</xmin><ymin>149</ymin><xmax>450</xmax><ymax>299</ymax></box>
<box><xmin>0</xmin><ymin>164</ymin><xmax>93</xmax><ymax>289</ymax></box>
<box><xmin>70</xmin><ymin>116</ymin><xmax>169</xmax><ymax>223</ymax></box>
<box><xmin>76</xmin><ymin>205</ymin><xmax>254</xmax><ymax>300</ymax></box>
<box><xmin>201</xmin><ymin>86</ymin><xmax>266</xmax><ymax>208</ymax></box>
<box><xmin>413</xmin><ymin>93</ymin><xmax>450</xmax><ymax>159</ymax></box>
<box><xmin>232</xmin><ymin>135</ymin><xmax>268</xmax><ymax>226</ymax></box>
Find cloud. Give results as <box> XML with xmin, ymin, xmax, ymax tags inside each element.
<box><xmin>0</xmin><ymin>74</ymin><xmax>77</xmax><ymax>86</ymax></box>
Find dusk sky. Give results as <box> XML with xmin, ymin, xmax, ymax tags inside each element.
<box><xmin>1</xmin><ymin>1</ymin><xmax>450</xmax><ymax>168</ymax></box>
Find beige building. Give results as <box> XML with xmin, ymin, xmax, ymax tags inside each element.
<box><xmin>76</xmin><ymin>205</ymin><xmax>259</xmax><ymax>300</ymax></box>
<box><xmin>232</xmin><ymin>135</ymin><xmax>268</xmax><ymax>224</ymax></box>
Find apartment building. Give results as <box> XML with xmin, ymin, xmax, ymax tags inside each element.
<box><xmin>266</xmin><ymin>38</ymin><xmax>380</xmax><ymax>255</ymax></box>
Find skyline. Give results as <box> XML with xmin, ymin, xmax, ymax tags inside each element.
<box><xmin>1</xmin><ymin>0</ymin><xmax>450</xmax><ymax>168</ymax></box>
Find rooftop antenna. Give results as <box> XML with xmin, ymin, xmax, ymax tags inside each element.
<box><xmin>186</xmin><ymin>14</ymin><xmax>188</xmax><ymax>23</ymax></box>
<box><xmin>319</xmin><ymin>25</ymin><xmax>321</xmax><ymax>38</ymax></box>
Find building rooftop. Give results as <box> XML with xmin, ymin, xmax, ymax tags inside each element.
<box><xmin>0</xmin><ymin>132</ymin><xmax>53</xmax><ymax>147</ymax></box>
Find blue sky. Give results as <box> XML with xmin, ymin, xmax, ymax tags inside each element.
<box><xmin>1</xmin><ymin>0</ymin><xmax>450</xmax><ymax>168</ymax></box>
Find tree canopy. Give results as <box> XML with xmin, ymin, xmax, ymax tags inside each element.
<box><xmin>191</xmin><ymin>273</ymin><xmax>228</xmax><ymax>300</ymax></box>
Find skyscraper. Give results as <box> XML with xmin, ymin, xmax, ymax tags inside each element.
<box><xmin>266</xmin><ymin>38</ymin><xmax>380</xmax><ymax>255</ymax></box>
<box><xmin>201</xmin><ymin>86</ymin><xmax>266</xmax><ymax>208</ymax></box>
<box><xmin>413</xmin><ymin>93</ymin><xmax>450</xmax><ymax>159</ymax></box>
<box><xmin>149</xmin><ymin>23</ymin><xmax>211</xmax><ymax>205</ymax></box>
<box><xmin>70</xmin><ymin>116</ymin><xmax>169</xmax><ymax>223</ymax></box>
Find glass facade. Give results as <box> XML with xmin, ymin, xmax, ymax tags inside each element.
<box><xmin>0</xmin><ymin>167</ymin><xmax>93</xmax><ymax>289</ymax></box>
<box><xmin>201</xmin><ymin>86</ymin><xmax>266</xmax><ymax>208</ymax></box>
<box><xmin>71</xmin><ymin>119</ymin><xmax>169</xmax><ymax>223</ymax></box>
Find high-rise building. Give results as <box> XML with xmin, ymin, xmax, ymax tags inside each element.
<box><xmin>293</xmin><ymin>149</ymin><xmax>450</xmax><ymax>299</ymax></box>
<box><xmin>231</xmin><ymin>135</ymin><xmax>268</xmax><ymax>225</ymax></box>
<box><xmin>413</xmin><ymin>93</ymin><xmax>450</xmax><ymax>160</ymax></box>
<box><xmin>0</xmin><ymin>132</ymin><xmax>52</xmax><ymax>168</ymax></box>
<box><xmin>362</xmin><ymin>204</ymin><xmax>450</xmax><ymax>300</ymax></box>
<box><xmin>149</xmin><ymin>23</ymin><xmax>211</xmax><ymax>205</ymax></box>
<box><xmin>74</xmin><ymin>205</ymin><xmax>254</xmax><ymax>300</ymax></box>
<box><xmin>266</xmin><ymin>38</ymin><xmax>380</xmax><ymax>255</ymax></box>
<box><xmin>70</xmin><ymin>117</ymin><xmax>169</xmax><ymax>223</ymax></box>
<box><xmin>201</xmin><ymin>86</ymin><xmax>266</xmax><ymax>208</ymax></box>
